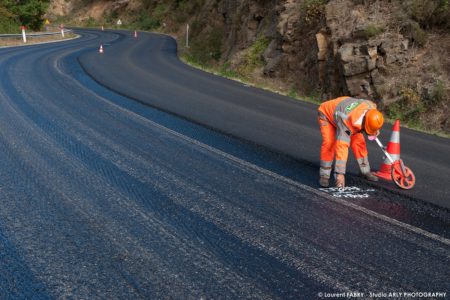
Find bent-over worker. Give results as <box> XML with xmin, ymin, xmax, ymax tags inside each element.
<box><xmin>318</xmin><ymin>96</ymin><xmax>384</xmax><ymax>188</ymax></box>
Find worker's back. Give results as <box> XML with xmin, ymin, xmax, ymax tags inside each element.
<box><xmin>318</xmin><ymin>97</ymin><xmax>377</xmax><ymax>134</ymax></box>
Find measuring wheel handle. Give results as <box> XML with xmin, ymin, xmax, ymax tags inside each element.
<box><xmin>391</xmin><ymin>159</ymin><xmax>416</xmax><ymax>190</ymax></box>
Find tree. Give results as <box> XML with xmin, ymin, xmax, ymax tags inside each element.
<box><xmin>0</xmin><ymin>0</ymin><xmax>49</xmax><ymax>31</ymax></box>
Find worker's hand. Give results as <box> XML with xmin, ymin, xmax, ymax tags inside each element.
<box><xmin>335</xmin><ymin>173</ymin><xmax>345</xmax><ymax>189</ymax></box>
<box><xmin>367</xmin><ymin>130</ymin><xmax>380</xmax><ymax>141</ymax></box>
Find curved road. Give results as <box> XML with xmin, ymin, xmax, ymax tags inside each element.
<box><xmin>0</xmin><ymin>29</ymin><xmax>449</xmax><ymax>298</ymax></box>
<box><xmin>79</xmin><ymin>30</ymin><xmax>450</xmax><ymax>209</ymax></box>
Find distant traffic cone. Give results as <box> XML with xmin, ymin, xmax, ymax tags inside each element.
<box><xmin>134</xmin><ymin>30</ymin><xmax>138</xmax><ymax>38</ymax></box>
<box><xmin>99</xmin><ymin>44</ymin><xmax>104</xmax><ymax>54</ymax></box>
<box><xmin>101</xmin><ymin>25</ymin><xmax>104</xmax><ymax>31</ymax></box>
<box><xmin>375</xmin><ymin>119</ymin><xmax>401</xmax><ymax>180</ymax></box>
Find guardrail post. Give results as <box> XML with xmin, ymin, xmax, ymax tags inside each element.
<box><xmin>186</xmin><ymin>24</ymin><xmax>189</xmax><ymax>48</ymax></box>
<box><xmin>21</xmin><ymin>26</ymin><xmax>27</xmax><ymax>43</ymax></box>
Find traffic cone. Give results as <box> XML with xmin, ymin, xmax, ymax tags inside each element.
<box><xmin>101</xmin><ymin>25</ymin><xmax>104</xmax><ymax>31</ymax></box>
<box><xmin>375</xmin><ymin>119</ymin><xmax>401</xmax><ymax>180</ymax></box>
<box><xmin>99</xmin><ymin>44</ymin><xmax>104</xmax><ymax>54</ymax></box>
<box><xmin>134</xmin><ymin>30</ymin><xmax>138</xmax><ymax>38</ymax></box>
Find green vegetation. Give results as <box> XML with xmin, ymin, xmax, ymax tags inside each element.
<box><xmin>0</xmin><ymin>4</ymin><xmax>19</xmax><ymax>33</ymax></box>
<box><xmin>386</xmin><ymin>87</ymin><xmax>425</xmax><ymax>128</ymax></box>
<box><xmin>429</xmin><ymin>80</ymin><xmax>448</xmax><ymax>105</ymax></box>
<box><xmin>288</xmin><ymin>86</ymin><xmax>300</xmax><ymax>99</ymax></box>
<box><xmin>218</xmin><ymin>62</ymin><xmax>241</xmax><ymax>79</ymax></box>
<box><xmin>395</xmin><ymin>0</ymin><xmax>449</xmax><ymax>47</ymax></box>
<box><xmin>104</xmin><ymin>10</ymin><xmax>118</xmax><ymax>25</ymax></box>
<box><xmin>135</xmin><ymin>12</ymin><xmax>160</xmax><ymax>30</ymax></box>
<box><xmin>403</xmin><ymin>0</ymin><xmax>450</xmax><ymax>29</ymax></box>
<box><xmin>385</xmin><ymin>82</ymin><xmax>448</xmax><ymax>133</ymax></box>
<box><xmin>400</xmin><ymin>20</ymin><xmax>428</xmax><ymax>47</ymax></box>
<box><xmin>85</xmin><ymin>17</ymin><xmax>100</xmax><ymax>28</ymax></box>
<box><xmin>184</xmin><ymin>25</ymin><xmax>224</xmax><ymax>64</ymax></box>
<box><xmin>245</xmin><ymin>37</ymin><xmax>270</xmax><ymax>69</ymax></box>
<box><xmin>0</xmin><ymin>0</ymin><xmax>49</xmax><ymax>32</ymax></box>
<box><xmin>363</xmin><ymin>24</ymin><xmax>385</xmax><ymax>39</ymax></box>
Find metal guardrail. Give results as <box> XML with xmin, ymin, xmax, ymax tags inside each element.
<box><xmin>0</xmin><ymin>29</ymin><xmax>73</xmax><ymax>38</ymax></box>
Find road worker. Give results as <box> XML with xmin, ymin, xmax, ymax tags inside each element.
<box><xmin>318</xmin><ymin>96</ymin><xmax>384</xmax><ymax>188</ymax></box>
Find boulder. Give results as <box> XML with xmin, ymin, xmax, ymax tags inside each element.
<box><xmin>263</xmin><ymin>54</ymin><xmax>283</xmax><ymax>77</ymax></box>
<box><xmin>342</xmin><ymin>56</ymin><xmax>368</xmax><ymax>76</ymax></box>
<box><xmin>338</xmin><ymin>43</ymin><xmax>356</xmax><ymax>63</ymax></box>
<box><xmin>345</xmin><ymin>73</ymin><xmax>372</xmax><ymax>98</ymax></box>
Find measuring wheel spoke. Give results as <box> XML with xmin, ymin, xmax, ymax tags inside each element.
<box><xmin>391</xmin><ymin>160</ymin><xmax>415</xmax><ymax>190</ymax></box>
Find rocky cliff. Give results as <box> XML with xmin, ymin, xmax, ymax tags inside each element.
<box><xmin>47</xmin><ymin>0</ymin><xmax>450</xmax><ymax>134</ymax></box>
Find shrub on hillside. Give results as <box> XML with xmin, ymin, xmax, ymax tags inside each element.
<box><xmin>429</xmin><ymin>80</ymin><xmax>449</xmax><ymax>106</ymax></box>
<box><xmin>400</xmin><ymin>20</ymin><xmax>428</xmax><ymax>47</ymax></box>
<box><xmin>299</xmin><ymin>0</ymin><xmax>329</xmax><ymax>25</ymax></box>
<box><xmin>0</xmin><ymin>5</ymin><xmax>19</xmax><ymax>33</ymax></box>
<box><xmin>402</xmin><ymin>0</ymin><xmax>450</xmax><ymax>29</ymax></box>
<box><xmin>363</xmin><ymin>24</ymin><xmax>385</xmax><ymax>38</ymax></box>
<box><xmin>186</xmin><ymin>25</ymin><xmax>224</xmax><ymax>64</ymax></box>
<box><xmin>137</xmin><ymin>13</ymin><xmax>160</xmax><ymax>30</ymax></box>
<box><xmin>386</xmin><ymin>87</ymin><xmax>425</xmax><ymax>128</ymax></box>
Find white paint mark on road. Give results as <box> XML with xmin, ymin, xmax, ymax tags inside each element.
<box><xmin>319</xmin><ymin>186</ymin><xmax>376</xmax><ymax>199</ymax></box>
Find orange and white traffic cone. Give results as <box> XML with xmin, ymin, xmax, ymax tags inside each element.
<box><xmin>99</xmin><ymin>44</ymin><xmax>104</xmax><ymax>54</ymax></box>
<box><xmin>375</xmin><ymin>119</ymin><xmax>401</xmax><ymax>180</ymax></box>
<box><xmin>134</xmin><ymin>30</ymin><xmax>138</xmax><ymax>38</ymax></box>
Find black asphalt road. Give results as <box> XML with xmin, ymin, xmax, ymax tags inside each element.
<box><xmin>0</xmin><ymin>29</ymin><xmax>449</xmax><ymax>298</ymax></box>
<box><xmin>79</xmin><ymin>29</ymin><xmax>450</xmax><ymax>210</ymax></box>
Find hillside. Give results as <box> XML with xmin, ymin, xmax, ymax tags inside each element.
<box><xmin>46</xmin><ymin>0</ymin><xmax>450</xmax><ymax>134</ymax></box>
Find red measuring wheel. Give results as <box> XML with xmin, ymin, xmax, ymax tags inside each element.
<box><xmin>391</xmin><ymin>160</ymin><xmax>416</xmax><ymax>190</ymax></box>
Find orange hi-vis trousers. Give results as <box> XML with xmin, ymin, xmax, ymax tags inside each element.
<box><xmin>318</xmin><ymin>114</ymin><xmax>369</xmax><ymax>178</ymax></box>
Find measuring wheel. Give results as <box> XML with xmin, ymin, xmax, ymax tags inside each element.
<box><xmin>391</xmin><ymin>160</ymin><xmax>416</xmax><ymax>190</ymax></box>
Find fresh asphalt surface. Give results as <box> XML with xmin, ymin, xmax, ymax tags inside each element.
<box><xmin>0</xmin><ymin>29</ymin><xmax>449</xmax><ymax>298</ymax></box>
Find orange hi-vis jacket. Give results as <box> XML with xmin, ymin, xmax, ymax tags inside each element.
<box><xmin>318</xmin><ymin>97</ymin><xmax>377</xmax><ymax>174</ymax></box>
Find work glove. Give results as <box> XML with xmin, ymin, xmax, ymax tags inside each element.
<box><xmin>335</xmin><ymin>173</ymin><xmax>345</xmax><ymax>188</ymax></box>
<box><xmin>367</xmin><ymin>130</ymin><xmax>380</xmax><ymax>141</ymax></box>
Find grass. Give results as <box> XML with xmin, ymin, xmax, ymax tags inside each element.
<box><xmin>245</xmin><ymin>37</ymin><xmax>270</xmax><ymax>68</ymax></box>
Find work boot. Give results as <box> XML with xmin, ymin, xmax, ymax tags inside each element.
<box><xmin>319</xmin><ymin>176</ymin><xmax>330</xmax><ymax>188</ymax></box>
<box><xmin>357</xmin><ymin>157</ymin><xmax>378</xmax><ymax>182</ymax></box>
<box><xmin>361</xmin><ymin>172</ymin><xmax>379</xmax><ymax>182</ymax></box>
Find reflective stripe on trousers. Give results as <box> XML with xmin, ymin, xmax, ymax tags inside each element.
<box><xmin>318</xmin><ymin>113</ymin><xmax>334</xmax><ymax>178</ymax></box>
